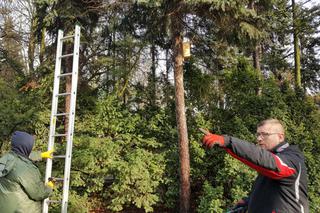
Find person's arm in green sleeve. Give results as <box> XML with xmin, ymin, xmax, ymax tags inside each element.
<box><xmin>18</xmin><ymin>164</ymin><xmax>52</xmax><ymax>201</ymax></box>
<box><xmin>29</xmin><ymin>149</ymin><xmax>54</xmax><ymax>162</ymax></box>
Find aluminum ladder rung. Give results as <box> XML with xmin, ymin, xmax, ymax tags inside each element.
<box><xmin>53</xmin><ymin>133</ymin><xmax>68</xmax><ymax>137</ymax></box>
<box><xmin>51</xmin><ymin>177</ymin><xmax>64</xmax><ymax>182</ymax></box>
<box><xmin>59</xmin><ymin>53</ymin><xmax>74</xmax><ymax>59</ymax></box>
<box><xmin>56</xmin><ymin>92</ymin><xmax>71</xmax><ymax>97</ymax></box>
<box><xmin>60</xmin><ymin>34</ymin><xmax>74</xmax><ymax>41</ymax></box>
<box><xmin>47</xmin><ymin>200</ymin><xmax>62</xmax><ymax>204</ymax></box>
<box><xmin>54</xmin><ymin>112</ymin><xmax>69</xmax><ymax>117</ymax></box>
<box><xmin>58</xmin><ymin>72</ymin><xmax>72</xmax><ymax>77</ymax></box>
<box><xmin>53</xmin><ymin>155</ymin><xmax>66</xmax><ymax>159</ymax></box>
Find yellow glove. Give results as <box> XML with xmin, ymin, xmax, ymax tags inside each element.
<box><xmin>47</xmin><ymin>181</ymin><xmax>55</xmax><ymax>189</ymax></box>
<box><xmin>41</xmin><ymin>149</ymin><xmax>54</xmax><ymax>159</ymax></box>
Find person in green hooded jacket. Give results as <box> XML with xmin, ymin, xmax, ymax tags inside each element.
<box><xmin>0</xmin><ymin>131</ymin><xmax>53</xmax><ymax>213</ymax></box>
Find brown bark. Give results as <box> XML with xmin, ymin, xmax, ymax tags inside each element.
<box><xmin>65</xmin><ymin>44</ymin><xmax>72</xmax><ymax>134</ymax></box>
<box><xmin>150</xmin><ymin>43</ymin><xmax>157</xmax><ymax>106</ymax></box>
<box><xmin>249</xmin><ymin>1</ymin><xmax>262</xmax><ymax>95</ymax></box>
<box><xmin>253</xmin><ymin>44</ymin><xmax>261</xmax><ymax>72</ymax></box>
<box><xmin>39</xmin><ymin>27</ymin><xmax>46</xmax><ymax>63</ymax></box>
<box><xmin>27</xmin><ymin>18</ymin><xmax>36</xmax><ymax>73</ymax></box>
<box><xmin>170</xmin><ymin>3</ymin><xmax>190</xmax><ymax>212</ymax></box>
<box><xmin>292</xmin><ymin>0</ymin><xmax>302</xmax><ymax>89</ymax></box>
<box><xmin>248</xmin><ymin>1</ymin><xmax>261</xmax><ymax>73</ymax></box>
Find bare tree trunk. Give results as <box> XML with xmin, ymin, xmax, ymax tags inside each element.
<box><xmin>249</xmin><ymin>1</ymin><xmax>262</xmax><ymax>95</ymax></box>
<box><xmin>64</xmin><ymin>44</ymin><xmax>72</xmax><ymax>134</ymax></box>
<box><xmin>170</xmin><ymin>2</ymin><xmax>190</xmax><ymax>212</ymax></box>
<box><xmin>253</xmin><ymin>44</ymin><xmax>261</xmax><ymax>72</ymax></box>
<box><xmin>253</xmin><ymin>44</ymin><xmax>262</xmax><ymax>95</ymax></box>
<box><xmin>248</xmin><ymin>1</ymin><xmax>261</xmax><ymax>72</ymax></box>
<box><xmin>150</xmin><ymin>43</ymin><xmax>157</xmax><ymax>106</ymax></box>
<box><xmin>292</xmin><ymin>0</ymin><xmax>302</xmax><ymax>89</ymax></box>
<box><xmin>27</xmin><ymin>18</ymin><xmax>36</xmax><ymax>73</ymax></box>
<box><xmin>165</xmin><ymin>47</ymin><xmax>170</xmax><ymax>82</ymax></box>
<box><xmin>39</xmin><ymin>27</ymin><xmax>46</xmax><ymax>63</ymax></box>
<box><xmin>112</xmin><ymin>20</ymin><xmax>117</xmax><ymax>92</ymax></box>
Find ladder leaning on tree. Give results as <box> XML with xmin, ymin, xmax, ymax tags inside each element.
<box><xmin>42</xmin><ymin>25</ymin><xmax>81</xmax><ymax>213</ymax></box>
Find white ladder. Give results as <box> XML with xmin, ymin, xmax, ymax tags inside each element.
<box><xmin>43</xmin><ymin>25</ymin><xmax>81</xmax><ymax>213</ymax></box>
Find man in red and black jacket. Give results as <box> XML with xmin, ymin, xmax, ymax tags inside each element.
<box><xmin>202</xmin><ymin>118</ymin><xmax>309</xmax><ymax>213</ymax></box>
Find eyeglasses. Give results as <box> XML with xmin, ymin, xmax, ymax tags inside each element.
<box><xmin>256</xmin><ymin>132</ymin><xmax>279</xmax><ymax>138</ymax></box>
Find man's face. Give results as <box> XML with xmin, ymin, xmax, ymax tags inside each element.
<box><xmin>256</xmin><ymin>123</ymin><xmax>284</xmax><ymax>150</ymax></box>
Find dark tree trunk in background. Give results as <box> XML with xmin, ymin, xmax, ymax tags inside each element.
<box><xmin>253</xmin><ymin>44</ymin><xmax>261</xmax><ymax>72</ymax></box>
<box><xmin>292</xmin><ymin>0</ymin><xmax>302</xmax><ymax>89</ymax></box>
<box><xmin>150</xmin><ymin>43</ymin><xmax>157</xmax><ymax>106</ymax></box>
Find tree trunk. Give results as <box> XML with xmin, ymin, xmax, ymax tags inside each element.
<box><xmin>27</xmin><ymin>18</ymin><xmax>36</xmax><ymax>73</ymax></box>
<box><xmin>248</xmin><ymin>0</ymin><xmax>262</xmax><ymax>95</ymax></box>
<box><xmin>39</xmin><ymin>27</ymin><xmax>46</xmax><ymax>63</ymax></box>
<box><xmin>65</xmin><ymin>44</ymin><xmax>72</xmax><ymax>134</ymax></box>
<box><xmin>253</xmin><ymin>44</ymin><xmax>261</xmax><ymax>72</ymax></box>
<box><xmin>292</xmin><ymin>0</ymin><xmax>302</xmax><ymax>89</ymax></box>
<box><xmin>150</xmin><ymin>43</ymin><xmax>157</xmax><ymax>106</ymax></box>
<box><xmin>253</xmin><ymin>44</ymin><xmax>262</xmax><ymax>95</ymax></box>
<box><xmin>165</xmin><ymin>47</ymin><xmax>170</xmax><ymax>82</ymax></box>
<box><xmin>112</xmin><ymin>20</ymin><xmax>117</xmax><ymax>92</ymax></box>
<box><xmin>170</xmin><ymin>2</ymin><xmax>190</xmax><ymax>212</ymax></box>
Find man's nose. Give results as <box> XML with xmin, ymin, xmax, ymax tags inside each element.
<box><xmin>256</xmin><ymin>137</ymin><xmax>263</xmax><ymax>143</ymax></box>
<box><xmin>256</xmin><ymin>135</ymin><xmax>263</xmax><ymax>140</ymax></box>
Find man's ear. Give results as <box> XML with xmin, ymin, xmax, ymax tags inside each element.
<box><xmin>278</xmin><ymin>133</ymin><xmax>285</xmax><ymax>142</ymax></box>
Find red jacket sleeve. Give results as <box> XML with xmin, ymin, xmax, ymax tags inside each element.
<box><xmin>223</xmin><ymin>136</ymin><xmax>296</xmax><ymax>180</ymax></box>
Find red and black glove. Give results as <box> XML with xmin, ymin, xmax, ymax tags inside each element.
<box><xmin>202</xmin><ymin>133</ymin><xmax>225</xmax><ymax>148</ymax></box>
